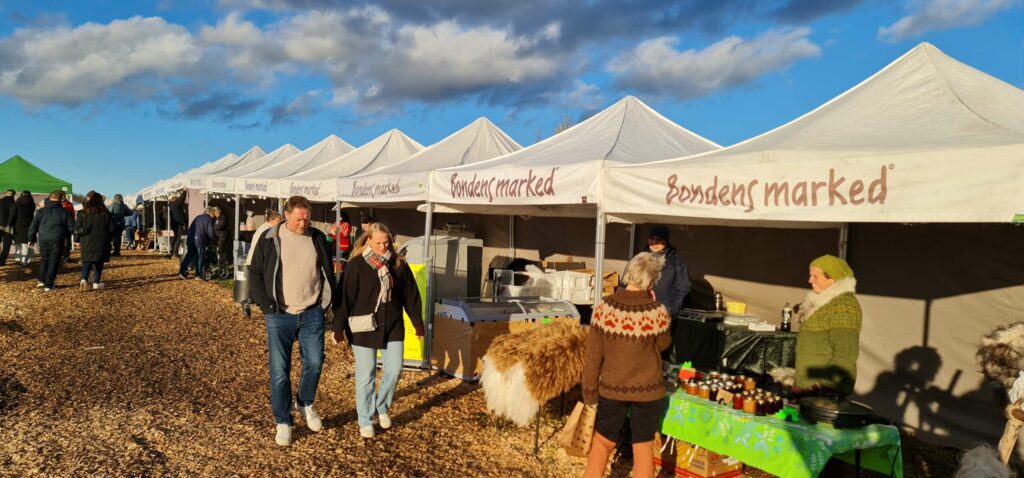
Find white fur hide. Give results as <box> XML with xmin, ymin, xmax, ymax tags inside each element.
<box><xmin>954</xmin><ymin>445</ymin><xmax>1009</xmax><ymax>478</ymax></box>
<box><xmin>796</xmin><ymin>277</ymin><xmax>857</xmax><ymax>324</ymax></box>
<box><xmin>480</xmin><ymin>359</ymin><xmax>540</xmax><ymax>427</ymax></box>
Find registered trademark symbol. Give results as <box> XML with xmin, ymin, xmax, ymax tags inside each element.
<box><xmin>888</xmin><ymin>163</ymin><xmax>895</xmax><ymax>170</ymax></box>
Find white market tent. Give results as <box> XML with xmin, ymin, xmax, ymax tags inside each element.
<box><xmin>281</xmin><ymin>129</ymin><xmax>423</xmax><ymax>202</ymax></box>
<box><xmin>206</xmin><ymin>144</ymin><xmax>300</xmax><ymax>194</ymax></box>
<box><xmin>186</xmin><ymin>146</ymin><xmax>267</xmax><ymax>191</ymax></box>
<box><xmin>603</xmin><ymin>43</ymin><xmax>1024</xmax><ymax>226</ymax></box>
<box><xmin>337</xmin><ymin>117</ymin><xmax>522</xmax><ymax>206</ymax></box>
<box><xmin>600</xmin><ymin>43</ymin><xmax>1024</xmax><ymax>454</ymax></box>
<box><xmin>237</xmin><ymin>135</ymin><xmax>355</xmax><ymax>197</ymax></box>
<box><xmin>426</xmin><ymin>96</ymin><xmax>721</xmax><ymax>217</ymax></box>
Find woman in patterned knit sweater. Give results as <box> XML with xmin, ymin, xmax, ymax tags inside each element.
<box><xmin>582</xmin><ymin>252</ymin><xmax>672</xmax><ymax>478</ymax></box>
<box><xmin>794</xmin><ymin>254</ymin><xmax>862</xmax><ymax>397</ymax></box>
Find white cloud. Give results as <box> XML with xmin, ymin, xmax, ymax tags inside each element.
<box><xmin>0</xmin><ymin>16</ymin><xmax>202</xmax><ymax>105</ymax></box>
<box><xmin>606</xmin><ymin>28</ymin><xmax>821</xmax><ymax>101</ymax></box>
<box><xmin>553</xmin><ymin>80</ymin><xmax>605</xmax><ymax>111</ymax></box>
<box><xmin>878</xmin><ymin>0</ymin><xmax>1015</xmax><ymax>42</ymax></box>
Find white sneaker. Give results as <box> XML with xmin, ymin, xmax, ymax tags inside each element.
<box><xmin>296</xmin><ymin>402</ymin><xmax>322</xmax><ymax>432</ymax></box>
<box><xmin>92</xmin><ymin>282</ymin><xmax>104</xmax><ymax>290</ymax></box>
<box><xmin>378</xmin><ymin>413</ymin><xmax>391</xmax><ymax>429</ymax></box>
<box><xmin>80</xmin><ymin>280</ymin><xmax>88</xmax><ymax>291</ymax></box>
<box><xmin>359</xmin><ymin>425</ymin><xmax>375</xmax><ymax>438</ymax></box>
<box><xmin>274</xmin><ymin>424</ymin><xmax>292</xmax><ymax>446</ymax></box>
<box><xmin>36</xmin><ymin>282</ymin><xmax>45</xmax><ymax>288</ymax></box>
<box><xmin>43</xmin><ymin>287</ymin><xmax>52</xmax><ymax>292</ymax></box>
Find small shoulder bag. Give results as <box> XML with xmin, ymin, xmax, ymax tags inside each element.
<box><xmin>348</xmin><ymin>299</ymin><xmax>380</xmax><ymax>333</ymax></box>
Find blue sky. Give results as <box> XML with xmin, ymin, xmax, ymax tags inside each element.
<box><xmin>0</xmin><ymin>0</ymin><xmax>1021</xmax><ymax>196</ymax></box>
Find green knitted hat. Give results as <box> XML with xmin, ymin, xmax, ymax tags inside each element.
<box><xmin>810</xmin><ymin>254</ymin><xmax>854</xmax><ymax>280</ymax></box>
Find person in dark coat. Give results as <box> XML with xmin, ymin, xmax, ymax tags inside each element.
<box><xmin>10</xmin><ymin>191</ymin><xmax>37</xmax><ymax>265</ymax></box>
<box><xmin>0</xmin><ymin>189</ymin><xmax>15</xmax><ymax>265</ymax></box>
<box><xmin>75</xmin><ymin>193</ymin><xmax>113</xmax><ymax>290</ymax></box>
<box><xmin>248</xmin><ymin>196</ymin><xmax>336</xmax><ymax>446</ymax></box>
<box><xmin>178</xmin><ymin>206</ymin><xmax>217</xmax><ymax>279</ymax></box>
<box><xmin>108</xmin><ymin>194</ymin><xmax>130</xmax><ymax>257</ymax></box>
<box><xmin>168</xmin><ymin>194</ymin><xmax>187</xmax><ymax>259</ymax></box>
<box><xmin>214</xmin><ymin>206</ymin><xmax>231</xmax><ymax>265</ymax></box>
<box><xmin>60</xmin><ymin>196</ymin><xmax>76</xmax><ymax>262</ymax></box>
<box><xmin>332</xmin><ymin>221</ymin><xmax>423</xmax><ymax>439</ymax></box>
<box><xmin>623</xmin><ymin>225</ymin><xmax>692</xmax><ymax>363</ymax></box>
<box><xmin>27</xmin><ymin>191</ymin><xmax>73</xmax><ymax>291</ymax></box>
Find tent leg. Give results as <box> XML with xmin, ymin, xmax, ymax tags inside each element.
<box><xmin>234</xmin><ymin>194</ymin><xmax>241</xmax><ymax>275</ymax></box>
<box><xmin>628</xmin><ymin>223</ymin><xmax>637</xmax><ymax>257</ymax></box>
<box><xmin>335</xmin><ymin>201</ymin><xmax>342</xmax><ymax>274</ymax></box>
<box><xmin>594</xmin><ymin>208</ymin><xmax>606</xmax><ymax>308</ymax></box>
<box><xmin>422</xmin><ymin>203</ymin><xmax>435</xmax><ymax>371</ymax></box>
<box><xmin>509</xmin><ymin>215</ymin><xmax>516</xmax><ymax>260</ymax></box>
<box><xmin>838</xmin><ymin>223</ymin><xmax>850</xmax><ymax>260</ymax></box>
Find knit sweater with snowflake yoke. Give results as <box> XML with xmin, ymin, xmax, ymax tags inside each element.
<box><xmin>582</xmin><ymin>289</ymin><xmax>672</xmax><ymax>405</ymax></box>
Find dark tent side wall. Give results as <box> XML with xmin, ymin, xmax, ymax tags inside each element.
<box><xmin>646</xmin><ymin>222</ymin><xmax>1023</xmax><ymax>456</ymax></box>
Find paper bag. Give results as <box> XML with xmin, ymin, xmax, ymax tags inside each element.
<box><xmin>557</xmin><ymin>401</ymin><xmax>596</xmax><ymax>457</ymax></box>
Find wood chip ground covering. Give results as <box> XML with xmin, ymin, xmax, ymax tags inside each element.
<box><xmin>0</xmin><ymin>250</ymin><xmax>970</xmax><ymax>477</ymax></box>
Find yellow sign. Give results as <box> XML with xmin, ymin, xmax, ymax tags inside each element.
<box><xmin>402</xmin><ymin>262</ymin><xmax>429</xmax><ymax>362</ymax></box>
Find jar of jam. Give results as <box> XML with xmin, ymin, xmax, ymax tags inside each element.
<box><xmin>743</xmin><ymin>396</ymin><xmax>757</xmax><ymax>414</ymax></box>
<box><xmin>699</xmin><ymin>384</ymin><xmax>711</xmax><ymax>400</ymax></box>
<box><xmin>686</xmin><ymin>380</ymin><xmax>699</xmax><ymax>395</ymax></box>
<box><xmin>755</xmin><ymin>399</ymin><xmax>766</xmax><ymax>416</ymax></box>
<box><xmin>744</xmin><ymin>377</ymin><xmax>757</xmax><ymax>391</ymax></box>
<box><xmin>709</xmin><ymin>385</ymin><xmax>719</xmax><ymax>402</ymax></box>
<box><xmin>732</xmin><ymin>393</ymin><xmax>745</xmax><ymax>410</ymax></box>
<box><xmin>709</xmin><ymin>371</ymin><xmax>720</xmax><ymax>381</ymax></box>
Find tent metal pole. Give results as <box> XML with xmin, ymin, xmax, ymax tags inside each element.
<box><xmin>234</xmin><ymin>194</ymin><xmax>241</xmax><ymax>274</ymax></box>
<box><xmin>628</xmin><ymin>223</ymin><xmax>637</xmax><ymax>257</ymax></box>
<box><xmin>509</xmin><ymin>215</ymin><xmax>515</xmax><ymax>260</ymax></box>
<box><xmin>594</xmin><ymin>208</ymin><xmax>606</xmax><ymax>308</ymax></box>
<box><xmin>422</xmin><ymin>202</ymin><xmax>435</xmax><ymax>371</ymax></box>
<box><xmin>838</xmin><ymin>223</ymin><xmax>850</xmax><ymax>260</ymax></box>
<box><xmin>278</xmin><ymin>197</ymin><xmax>284</xmax><ymax>215</ymax></box>
<box><xmin>335</xmin><ymin>201</ymin><xmax>342</xmax><ymax>269</ymax></box>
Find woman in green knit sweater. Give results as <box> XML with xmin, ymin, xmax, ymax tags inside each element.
<box><xmin>794</xmin><ymin>254</ymin><xmax>862</xmax><ymax>398</ymax></box>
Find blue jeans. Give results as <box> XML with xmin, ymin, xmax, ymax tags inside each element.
<box><xmin>124</xmin><ymin>226</ymin><xmax>137</xmax><ymax>247</ymax></box>
<box><xmin>265</xmin><ymin>306</ymin><xmax>325</xmax><ymax>425</ymax></box>
<box><xmin>352</xmin><ymin>341</ymin><xmax>404</xmax><ymax>427</ymax></box>
<box><xmin>81</xmin><ymin>262</ymin><xmax>104</xmax><ymax>282</ymax></box>
<box><xmin>178</xmin><ymin>241</ymin><xmax>204</xmax><ymax>277</ymax></box>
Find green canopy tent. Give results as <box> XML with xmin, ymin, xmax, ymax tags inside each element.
<box><xmin>0</xmin><ymin>155</ymin><xmax>72</xmax><ymax>194</ymax></box>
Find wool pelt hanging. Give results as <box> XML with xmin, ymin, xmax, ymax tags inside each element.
<box><xmin>480</xmin><ymin>322</ymin><xmax>588</xmax><ymax>427</ymax></box>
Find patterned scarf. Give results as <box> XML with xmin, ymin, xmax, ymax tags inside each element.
<box><xmin>363</xmin><ymin>247</ymin><xmax>394</xmax><ymax>305</ymax></box>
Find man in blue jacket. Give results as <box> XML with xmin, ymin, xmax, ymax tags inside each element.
<box><xmin>178</xmin><ymin>206</ymin><xmax>218</xmax><ymax>280</ymax></box>
<box><xmin>28</xmin><ymin>191</ymin><xmax>74</xmax><ymax>291</ymax></box>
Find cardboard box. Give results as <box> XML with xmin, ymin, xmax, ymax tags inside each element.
<box><xmin>654</xmin><ymin>434</ymin><xmax>744</xmax><ymax>478</ymax></box>
<box><xmin>430</xmin><ymin>314</ymin><xmax>578</xmax><ymax>380</ymax></box>
<box><xmin>540</xmin><ymin>260</ymin><xmax>586</xmax><ymax>271</ymax></box>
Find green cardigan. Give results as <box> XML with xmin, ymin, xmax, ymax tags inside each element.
<box><xmin>794</xmin><ymin>291</ymin><xmax>862</xmax><ymax>396</ymax></box>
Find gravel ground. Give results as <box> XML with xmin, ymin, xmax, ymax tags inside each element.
<box><xmin>0</xmin><ymin>251</ymin><xmax>586</xmax><ymax>477</ymax></box>
<box><xmin>0</xmin><ymin>250</ymin><xmax>978</xmax><ymax>477</ymax></box>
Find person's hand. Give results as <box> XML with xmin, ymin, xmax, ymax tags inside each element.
<box><xmin>414</xmin><ymin>326</ymin><xmax>425</xmax><ymax>338</ymax></box>
<box><xmin>333</xmin><ymin>329</ymin><xmax>346</xmax><ymax>346</ymax></box>
<box><xmin>28</xmin><ymin>242</ymin><xmax>35</xmax><ymax>247</ymax></box>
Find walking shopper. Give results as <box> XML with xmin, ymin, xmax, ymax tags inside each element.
<box><xmin>178</xmin><ymin>207</ymin><xmax>217</xmax><ymax>280</ymax></box>
<box><xmin>108</xmin><ymin>194</ymin><xmax>130</xmax><ymax>256</ymax></box>
<box><xmin>333</xmin><ymin>222</ymin><xmax>424</xmax><ymax>439</ymax></box>
<box><xmin>75</xmin><ymin>193</ymin><xmax>113</xmax><ymax>290</ymax></box>
<box><xmin>168</xmin><ymin>194</ymin><xmax>186</xmax><ymax>259</ymax></box>
<box><xmin>214</xmin><ymin>206</ymin><xmax>230</xmax><ymax>265</ymax></box>
<box><xmin>583</xmin><ymin>252</ymin><xmax>672</xmax><ymax>478</ymax></box>
<box><xmin>27</xmin><ymin>191</ymin><xmax>73</xmax><ymax>291</ymax></box>
<box><xmin>124</xmin><ymin>206</ymin><xmax>142</xmax><ymax>249</ymax></box>
<box><xmin>60</xmin><ymin>195</ymin><xmax>76</xmax><ymax>263</ymax></box>
<box><xmin>0</xmin><ymin>190</ymin><xmax>15</xmax><ymax>265</ymax></box>
<box><xmin>11</xmin><ymin>191</ymin><xmax>36</xmax><ymax>265</ymax></box>
<box><xmin>249</xmin><ymin>196</ymin><xmax>336</xmax><ymax>446</ymax></box>
<box><xmin>244</xmin><ymin>210</ymin><xmax>281</xmax><ymax>266</ymax></box>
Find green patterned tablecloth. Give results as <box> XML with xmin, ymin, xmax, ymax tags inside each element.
<box><xmin>661</xmin><ymin>391</ymin><xmax>903</xmax><ymax>478</ymax></box>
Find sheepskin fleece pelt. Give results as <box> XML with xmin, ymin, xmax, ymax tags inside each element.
<box><xmin>954</xmin><ymin>445</ymin><xmax>1009</xmax><ymax>478</ymax></box>
<box><xmin>480</xmin><ymin>322</ymin><xmax>588</xmax><ymax>427</ymax></box>
<box><xmin>978</xmin><ymin>322</ymin><xmax>1024</xmax><ymax>389</ymax></box>
<box><xmin>770</xmin><ymin>367</ymin><xmax>796</xmax><ymax>387</ymax></box>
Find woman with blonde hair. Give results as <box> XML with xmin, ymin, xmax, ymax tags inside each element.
<box><xmin>582</xmin><ymin>252</ymin><xmax>672</xmax><ymax>478</ymax></box>
<box><xmin>333</xmin><ymin>222</ymin><xmax>424</xmax><ymax>438</ymax></box>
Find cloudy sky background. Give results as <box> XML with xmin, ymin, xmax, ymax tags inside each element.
<box><xmin>0</xmin><ymin>0</ymin><xmax>1021</xmax><ymax>196</ymax></box>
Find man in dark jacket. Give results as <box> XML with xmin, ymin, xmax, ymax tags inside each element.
<box><xmin>0</xmin><ymin>190</ymin><xmax>15</xmax><ymax>265</ymax></box>
<box><xmin>168</xmin><ymin>194</ymin><xmax>187</xmax><ymax>259</ymax></box>
<box><xmin>248</xmin><ymin>195</ymin><xmax>336</xmax><ymax>447</ymax></box>
<box><xmin>623</xmin><ymin>225</ymin><xmax>691</xmax><ymax>361</ymax></box>
<box><xmin>28</xmin><ymin>191</ymin><xmax>73</xmax><ymax>291</ymax></box>
<box><xmin>10</xmin><ymin>191</ymin><xmax>36</xmax><ymax>265</ymax></box>
<box><xmin>60</xmin><ymin>196</ymin><xmax>76</xmax><ymax>262</ymax></box>
<box><xmin>214</xmin><ymin>206</ymin><xmax>231</xmax><ymax>265</ymax></box>
<box><xmin>108</xmin><ymin>194</ymin><xmax>130</xmax><ymax>256</ymax></box>
<box><xmin>177</xmin><ymin>207</ymin><xmax>217</xmax><ymax>279</ymax></box>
